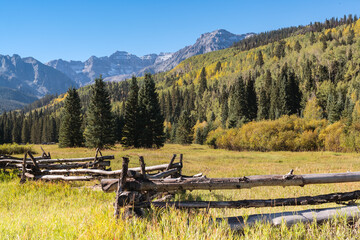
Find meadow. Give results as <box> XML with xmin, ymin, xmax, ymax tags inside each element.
<box><xmin>2</xmin><ymin>144</ymin><xmax>360</xmax><ymax>239</ymax></box>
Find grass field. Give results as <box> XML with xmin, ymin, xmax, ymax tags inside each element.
<box><xmin>2</xmin><ymin>144</ymin><xmax>360</xmax><ymax>239</ymax></box>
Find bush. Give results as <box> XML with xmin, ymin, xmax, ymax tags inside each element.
<box><xmin>0</xmin><ymin>143</ymin><xmax>34</xmax><ymax>155</ymax></box>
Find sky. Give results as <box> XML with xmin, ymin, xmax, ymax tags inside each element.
<box><xmin>1</xmin><ymin>0</ymin><xmax>359</xmax><ymax>63</ymax></box>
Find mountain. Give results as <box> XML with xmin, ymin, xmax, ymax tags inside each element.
<box><xmin>142</xmin><ymin>29</ymin><xmax>254</xmax><ymax>74</ymax></box>
<box><xmin>47</xmin><ymin>30</ymin><xmax>253</xmax><ymax>85</ymax></box>
<box><xmin>0</xmin><ymin>54</ymin><xmax>77</xmax><ymax>112</ymax></box>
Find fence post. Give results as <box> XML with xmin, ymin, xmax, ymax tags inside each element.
<box><xmin>114</xmin><ymin>157</ymin><xmax>129</xmax><ymax>218</ymax></box>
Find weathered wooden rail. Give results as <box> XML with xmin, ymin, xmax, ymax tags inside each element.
<box><xmin>103</xmin><ymin>156</ymin><xmax>360</xmax><ymax>227</ymax></box>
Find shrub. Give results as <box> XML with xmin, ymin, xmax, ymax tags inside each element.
<box><xmin>0</xmin><ymin>143</ymin><xmax>34</xmax><ymax>155</ymax></box>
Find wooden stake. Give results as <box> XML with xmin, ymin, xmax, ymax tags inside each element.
<box><xmin>27</xmin><ymin>152</ymin><xmax>40</xmax><ymax>172</ymax></box>
<box><xmin>166</xmin><ymin>154</ymin><xmax>177</xmax><ymax>171</ymax></box>
<box><xmin>139</xmin><ymin>156</ymin><xmax>146</xmax><ymax>180</ymax></box>
<box><xmin>114</xmin><ymin>157</ymin><xmax>129</xmax><ymax>218</ymax></box>
<box><xmin>20</xmin><ymin>152</ymin><xmax>27</xmax><ymax>184</ymax></box>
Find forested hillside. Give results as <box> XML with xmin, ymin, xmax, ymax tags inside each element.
<box><xmin>1</xmin><ymin>15</ymin><xmax>360</xmax><ymax>151</ymax></box>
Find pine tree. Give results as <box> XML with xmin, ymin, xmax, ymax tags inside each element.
<box><xmin>138</xmin><ymin>73</ymin><xmax>165</xmax><ymax>148</ymax></box>
<box><xmin>255</xmin><ymin>50</ymin><xmax>264</xmax><ymax>67</ymax></box>
<box><xmin>176</xmin><ymin>110</ymin><xmax>193</xmax><ymax>144</ymax></box>
<box><xmin>84</xmin><ymin>76</ymin><xmax>115</xmax><ymax>149</ymax></box>
<box><xmin>230</xmin><ymin>76</ymin><xmax>247</xmax><ymax>124</ymax></box>
<box><xmin>309</xmin><ymin>32</ymin><xmax>316</xmax><ymax>45</ymax></box>
<box><xmin>59</xmin><ymin>87</ymin><xmax>83</xmax><ymax>147</ymax></box>
<box><xmin>326</xmin><ymin>91</ymin><xmax>340</xmax><ymax>123</ymax></box>
<box><xmin>257</xmin><ymin>87</ymin><xmax>269</xmax><ymax>120</ymax></box>
<box><xmin>21</xmin><ymin>118</ymin><xmax>30</xmax><ymax>143</ymax></box>
<box><xmin>294</xmin><ymin>40</ymin><xmax>302</xmax><ymax>53</ymax></box>
<box><xmin>245</xmin><ymin>74</ymin><xmax>258</xmax><ymax>120</ymax></box>
<box><xmin>121</xmin><ymin>76</ymin><xmax>141</xmax><ymax>147</ymax></box>
<box><xmin>198</xmin><ymin>67</ymin><xmax>207</xmax><ymax>94</ymax></box>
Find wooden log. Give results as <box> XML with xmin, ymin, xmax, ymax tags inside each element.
<box><xmin>25</xmin><ymin>173</ymin><xmax>93</xmax><ymax>181</ymax></box>
<box><xmin>15</xmin><ymin>161</ymin><xmax>110</xmax><ymax>169</ymax></box>
<box><xmin>101</xmin><ymin>171</ymin><xmax>360</xmax><ymax>193</ymax></box>
<box><xmin>0</xmin><ymin>155</ymin><xmax>114</xmax><ymax>164</ymax></box>
<box><xmin>151</xmin><ymin>168</ymin><xmax>179</xmax><ymax>179</ymax></box>
<box><xmin>218</xmin><ymin>205</ymin><xmax>360</xmax><ymax>231</ymax></box>
<box><xmin>114</xmin><ymin>157</ymin><xmax>129</xmax><ymax>218</ymax></box>
<box><xmin>135</xmin><ymin>190</ymin><xmax>360</xmax><ymax>209</ymax></box>
<box><xmin>166</xmin><ymin>154</ymin><xmax>176</xmax><ymax>171</ymax></box>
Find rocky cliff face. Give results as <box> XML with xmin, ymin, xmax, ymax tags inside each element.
<box><xmin>0</xmin><ymin>54</ymin><xmax>77</xmax><ymax>97</ymax></box>
<box><xmin>47</xmin><ymin>30</ymin><xmax>254</xmax><ymax>84</ymax></box>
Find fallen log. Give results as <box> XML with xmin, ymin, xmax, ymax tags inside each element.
<box><xmin>135</xmin><ymin>190</ymin><xmax>360</xmax><ymax>209</ymax></box>
<box><xmin>0</xmin><ymin>155</ymin><xmax>114</xmax><ymax>165</ymax></box>
<box><xmin>15</xmin><ymin>161</ymin><xmax>110</xmax><ymax>169</ymax></box>
<box><xmin>24</xmin><ymin>173</ymin><xmax>94</xmax><ymax>181</ymax></box>
<box><xmin>218</xmin><ymin>205</ymin><xmax>360</xmax><ymax>231</ymax></box>
<box><xmin>36</xmin><ymin>165</ymin><xmax>180</xmax><ymax>178</ymax></box>
<box><xmin>101</xmin><ymin>171</ymin><xmax>360</xmax><ymax>193</ymax></box>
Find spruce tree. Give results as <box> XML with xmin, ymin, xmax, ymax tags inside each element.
<box><xmin>138</xmin><ymin>73</ymin><xmax>165</xmax><ymax>148</ymax></box>
<box><xmin>84</xmin><ymin>76</ymin><xmax>115</xmax><ymax>149</ymax></box>
<box><xmin>21</xmin><ymin>118</ymin><xmax>30</xmax><ymax>143</ymax></box>
<box><xmin>121</xmin><ymin>76</ymin><xmax>141</xmax><ymax>147</ymax></box>
<box><xmin>294</xmin><ymin>40</ymin><xmax>302</xmax><ymax>52</ymax></box>
<box><xmin>59</xmin><ymin>87</ymin><xmax>83</xmax><ymax>147</ymax></box>
<box><xmin>257</xmin><ymin>87</ymin><xmax>269</xmax><ymax>120</ymax></box>
<box><xmin>176</xmin><ymin>110</ymin><xmax>193</xmax><ymax>144</ymax></box>
<box><xmin>256</xmin><ymin>50</ymin><xmax>264</xmax><ymax>67</ymax></box>
<box><xmin>245</xmin><ymin>75</ymin><xmax>258</xmax><ymax>120</ymax></box>
<box><xmin>198</xmin><ymin>67</ymin><xmax>207</xmax><ymax>94</ymax></box>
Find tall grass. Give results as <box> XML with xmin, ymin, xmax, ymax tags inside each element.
<box><xmin>2</xmin><ymin>144</ymin><xmax>360</xmax><ymax>239</ymax></box>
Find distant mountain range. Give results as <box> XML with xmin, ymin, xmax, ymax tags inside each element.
<box><xmin>0</xmin><ymin>29</ymin><xmax>253</xmax><ymax>113</ymax></box>
<box><xmin>47</xmin><ymin>29</ymin><xmax>254</xmax><ymax>86</ymax></box>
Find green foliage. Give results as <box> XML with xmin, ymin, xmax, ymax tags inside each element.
<box><xmin>84</xmin><ymin>76</ymin><xmax>115</xmax><ymax>149</ymax></box>
<box><xmin>121</xmin><ymin>76</ymin><xmax>141</xmax><ymax>148</ymax></box>
<box><xmin>0</xmin><ymin>143</ymin><xmax>34</xmax><ymax>155</ymax></box>
<box><xmin>58</xmin><ymin>88</ymin><xmax>83</xmax><ymax>147</ymax></box>
<box><xmin>176</xmin><ymin>110</ymin><xmax>193</xmax><ymax>144</ymax></box>
<box><xmin>138</xmin><ymin>74</ymin><xmax>165</xmax><ymax>148</ymax></box>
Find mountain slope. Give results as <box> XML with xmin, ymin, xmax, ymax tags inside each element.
<box><xmin>141</xmin><ymin>29</ymin><xmax>254</xmax><ymax>74</ymax></box>
<box><xmin>47</xmin><ymin>30</ymin><xmax>253</xmax><ymax>85</ymax></box>
<box><xmin>0</xmin><ymin>54</ymin><xmax>77</xmax><ymax>113</ymax></box>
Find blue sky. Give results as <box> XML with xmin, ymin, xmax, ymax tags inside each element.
<box><xmin>0</xmin><ymin>0</ymin><xmax>359</xmax><ymax>62</ymax></box>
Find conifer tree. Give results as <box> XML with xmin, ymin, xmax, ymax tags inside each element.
<box><xmin>176</xmin><ymin>110</ymin><xmax>193</xmax><ymax>144</ymax></box>
<box><xmin>84</xmin><ymin>76</ymin><xmax>115</xmax><ymax>149</ymax></box>
<box><xmin>309</xmin><ymin>31</ymin><xmax>316</xmax><ymax>45</ymax></box>
<box><xmin>198</xmin><ymin>67</ymin><xmax>207</xmax><ymax>94</ymax></box>
<box><xmin>245</xmin><ymin>74</ymin><xmax>258</xmax><ymax>120</ymax></box>
<box><xmin>230</xmin><ymin>76</ymin><xmax>247</xmax><ymax>124</ymax></box>
<box><xmin>58</xmin><ymin>88</ymin><xmax>83</xmax><ymax>147</ymax></box>
<box><xmin>257</xmin><ymin>87</ymin><xmax>269</xmax><ymax>120</ymax></box>
<box><xmin>21</xmin><ymin>118</ymin><xmax>30</xmax><ymax>143</ymax></box>
<box><xmin>121</xmin><ymin>76</ymin><xmax>140</xmax><ymax>147</ymax></box>
<box><xmin>138</xmin><ymin>73</ymin><xmax>165</xmax><ymax>148</ymax></box>
<box><xmin>256</xmin><ymin>50</ymin><xmax>264</xmax><ymax>67</ymax></box>
<box><xmin>294</xmin><ymin>40</ymin><xmax>302</xmax><ymax>52</ymax></box>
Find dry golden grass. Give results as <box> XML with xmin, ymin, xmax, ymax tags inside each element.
<box><xmin>2</xmin><ymin>144</ymin><xmax>360</xmax><ymax>239</ymax></box>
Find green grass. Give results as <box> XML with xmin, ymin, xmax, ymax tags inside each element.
<box><xmin>2</xmin><ymin>144</ymin><xmax>360</xmax><ymax>239</ymax></box>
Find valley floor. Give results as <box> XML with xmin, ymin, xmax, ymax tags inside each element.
<box><xmin>1</xmin><ymin>144</ymin><xmax>360</xmax><ymax>239</ymax></box>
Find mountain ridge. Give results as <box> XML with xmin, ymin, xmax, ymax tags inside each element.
<box><xmin>47</xmin><ymin>29</ymin><xmax>254</xmax><ymax>85</ymax></box>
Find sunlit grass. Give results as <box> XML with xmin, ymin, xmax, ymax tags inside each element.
<box><xmin>2</xmin><ymin>144</ymin><xmax>360</xmax><ymax>239</ymax></box>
